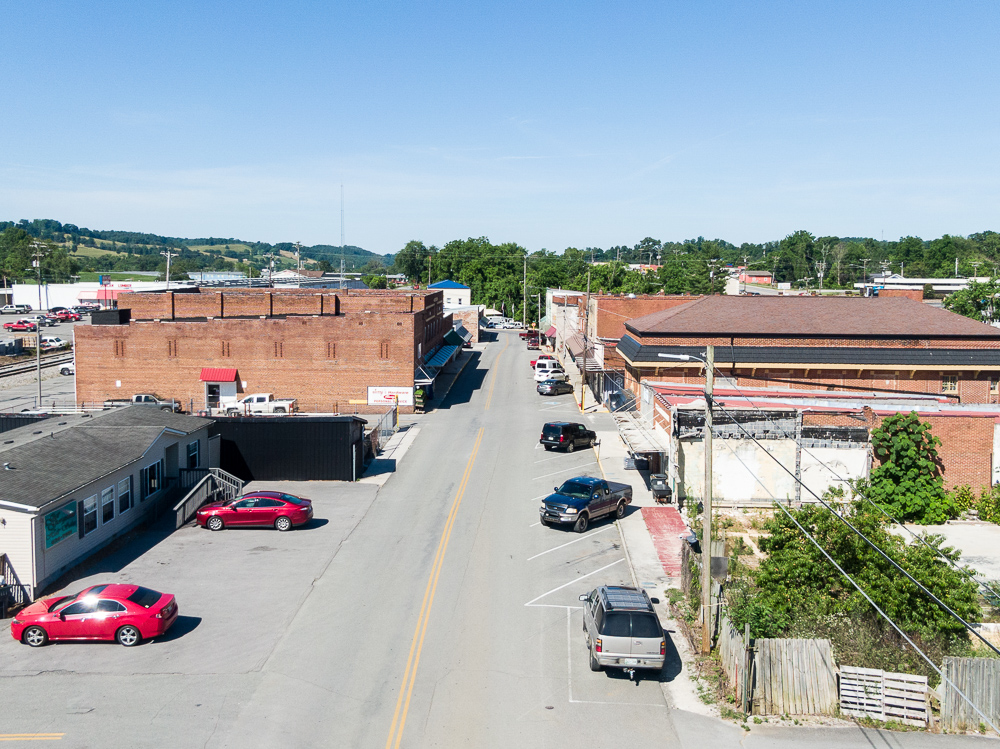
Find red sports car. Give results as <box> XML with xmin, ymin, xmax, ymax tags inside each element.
<box><xmin>196</xmin><ymin>490</ymin><xmax>314</xmax><ymax>531</ymax></box>
<box><xmin>3</xmin><ymin>320</ymin><xmax>37</xmax><ymax>331</ymax></box>
<box><xmin>11</xmin><ymin>584</ymin><xmax>177</xmax><ymax>647</ymax></box>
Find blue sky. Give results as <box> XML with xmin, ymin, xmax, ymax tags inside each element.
<box><xmin>2</xmin><ymin>1</ymin><xmax>998</xmax><ymax>253</ymax></box>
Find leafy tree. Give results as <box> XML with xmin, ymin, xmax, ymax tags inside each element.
<box><xmin>942</xmin><ymin>278</ymin><xmax>1000</xmax><ymax>322</ymax></box>
<box><xmin>362</xmin><ymin>274</ymin><xmax>388</xmax><ymax>289</ymax></box>
<box><xmin>316</xmin><ymin>260</ymin><xmax>333</xmax><ymax>273</ymax></box>
<box><xmin>392</xmin><ymin>240</ymin><xmax>430</xmax><ymax>280</ymax></box>
<box><xmin>859</xmin><ymin>412</ymin><xmax>957</xmax><ymax>524</ymax></box>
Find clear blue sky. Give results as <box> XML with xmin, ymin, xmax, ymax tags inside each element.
<box><xmin>3</xmin><ymin>1</ymin><xmax>998</xmax><ymax>253</ymax></box>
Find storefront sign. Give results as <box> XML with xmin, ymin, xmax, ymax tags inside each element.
<box><xmin>367</xmin><ymin>386</ymin><xmax>413</xmax><ymax>406</ymax></box>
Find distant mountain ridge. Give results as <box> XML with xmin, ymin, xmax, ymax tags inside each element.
<box><xmin>0</xmin><ymin>218</ymin><xmax>393</xmax><ymax>269</ymax></box>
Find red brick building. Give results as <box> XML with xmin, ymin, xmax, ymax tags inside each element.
<box><xmin>74</xmin><ymin>288</ymin><xmax>452</xmax><ymax>413</ymax></box>
<box><xmin>617</xmin><ymin>296</ymin><xmax>1000</xmax><ymax>404</ymax></box>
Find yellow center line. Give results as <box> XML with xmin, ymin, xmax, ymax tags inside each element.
<box><xmin>0</xmin><ymin>735</ymin><xmax>64</xmax><ymax>742</ymax></box>
<box><xmin>482</xmin><ymin>336</ymin><xmax>509</xmax><ymax>411</ymax></box>
<box><xmin>384</xmin><ymin>427</ymin><xmax>485</xmax><ymax>749</ymax></box>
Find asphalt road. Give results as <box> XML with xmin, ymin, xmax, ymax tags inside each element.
<box><xmin>1</xmin><ymin>330</ymin><xmax>994</xmax><ymax>747</ymax></box>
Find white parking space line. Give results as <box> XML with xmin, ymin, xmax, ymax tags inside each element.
<box><xmin>529</xmin><ymin>493</ymin><xmax>550</xmax><ymax>502</ymax></box>
<box><xmin>528</xmin><ymin>521</ymin><xmax>541</xmax><ymax>528</ymax></box>
<box><xmin>533</xmin><ymin>462</ymin><xmax>597</xmax><ymax>481</ymax></box>
<box><xmin>524</xmin><ymin>558</ymin><xmax>624</xmax><ymax>607</ymax></box>
<box><xmin>533</xmin><ymin>454</ymin><xmax>568</xmax><ymax>465</ymax></box>
<box><xmin>566</xmin><ymin>609</ymin><xmax>665</xmax><ymax>707</ymax></box>
<box><xmin>527</xmin><ymin>525</ymin><xmax>612</xmax><ymax>561</ymax></box>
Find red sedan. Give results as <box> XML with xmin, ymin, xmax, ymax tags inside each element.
<box><xmin>11</xmin><ymin>584</ymin><xmax>177</xmax><ymax>647</ymax></box>
<box><xmin>3</xmin><ymin>320</ymin><xmax>37</xmax><ymax>331</ymax></box>
<box><xmin>196</xmin><ymin>491</ymin><xmax>313</xmax><ymax>531</ymax></box>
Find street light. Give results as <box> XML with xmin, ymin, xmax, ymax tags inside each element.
<box><xmin>659</xmin><ymin>347</ymin><xmax>714</xmax><ymax>655</ymax></box>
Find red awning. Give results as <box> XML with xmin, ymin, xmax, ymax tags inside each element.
<box><xmin>96</xmin><ymin>288</ymin><xmax>120</xmax><ymax>301</ymax></box>
<box><xmin>544</xmin><ymin>325</ymin><xmax>557</xmax><ymax>338</ymax></box>
<box><xmin>200</xmin><ymin>367</ymin><xmax>237</xmax><ymax>382</ymax></box>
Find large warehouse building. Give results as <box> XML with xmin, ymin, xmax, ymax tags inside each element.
<box><xmin>74</xmin><ymin>288</ymin><xmax>459</xmax><ymax>413</ymax></box>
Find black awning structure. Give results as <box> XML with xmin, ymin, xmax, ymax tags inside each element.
<box><xmin>414</xmin><ymin>365</ymin><xmax>440</xmax><ymax>386</ymax></box>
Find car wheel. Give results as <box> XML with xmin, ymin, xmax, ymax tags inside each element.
<box><xmin>573</xmin><ymin>514</ymin><xmax>589</xmax><ymax>533</ymax></box>
<box><xmin>275</xmin><ymin>407</ymin><xmax>286</xmax><ymax>414</ymax></box>
<box><xmin>23</xmin><ymin>626</ymin><xmax>48</xmax><ymax>647</ymax></box>
<box><xmin>567</xmin><ymin>441</ymin><xmax>575</xmax><ymax>453</ymax></box>
<box><xmin>589</xmin><ymin>645</ymin><xmax>603</xmax><ymax>672</ymax></box>
<box><xmin>116</xmin><ymin>625</ymin><xmax>142</xmax><ymax>647</ymax></box>
<box><xmin>160</xmin><ymin>406</ymin><xmax>172</xmax><ymax>411</ymax></box>
<box><xmin>60</xmin><ymin>367</ymin><xmax>71</xmax><ymax>375</ymax></box>
<box><xmin>590</xmin><ymin>437</ymin><xmax>597</xmax><ymax>447</ymax></box>
<box><xmin>616</xmin><ymin>501</ymin><xmax>626</xmax><ymax>519</ymax></box>
<box><xmin>275</xmin><ymin>516</ymin><xmax>292</xmax><ymax>532</ymax></box>
<box><xmin>207</xmin><ymin>516</ymin><xmax>225</xmax><ymax>531</ymax></box>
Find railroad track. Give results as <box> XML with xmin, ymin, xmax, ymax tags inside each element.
<box><xmin>0</xmin><ymin>354</ymin><xmax>74</xmax><ymax>379</ymax></box>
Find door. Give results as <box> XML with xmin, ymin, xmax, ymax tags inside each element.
<box><xmin>206</xmin><ymin>383</ymin><xmax>221</xmax><ymax>409</ymax></box>
<box><xmin>92</xmin><ymin>600</ymin><xmax>128</xmax><ymax>639</ymax></box>
<box><xmin>629</xmin><ymin>612</ymin><xmax>665</xmax><ymax>659</ymax></box>
<box><xmin>227</xmin><ymin>497</ymin><xmax>258</xmax><ymax>525</ymax></box>
<box><xmin>253</xmin><ymin>498</ymin><xmax>282</xmax><ymax>525</ymax></box>
<box><xmin>575</xmin><ymin>424</ymin><xmax>590</xmax><ymax>448</ymax></box>
<box><xmin>597</xmin><ymin>486</ymin><xmax>615</xmax><ymax>517</ymax></box>
<box><xmin>49</xmin><ymin>599</ymin><xmax>98</xmax><ymax>639</ymax></box>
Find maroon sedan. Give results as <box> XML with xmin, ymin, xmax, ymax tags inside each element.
<box><xmin>11</xmin><ymin>584</ymin><xmax>177</xmax><ymax>647</ymax></box>
<box><xmin>196</xmin><ymin>491</ymin><xmax>313</xmax><ymax>532</ymax></box>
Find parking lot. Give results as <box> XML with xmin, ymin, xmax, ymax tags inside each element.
<box><xmin>0</xmin><ymin>481</ymin><xmax>378</xmax><ymax>677</ymax></box>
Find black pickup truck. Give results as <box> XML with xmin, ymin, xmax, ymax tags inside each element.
<box><xmin>540</xmin><ymin>476</ymin><xmax>633</xmax><ymax>533</ymax></box>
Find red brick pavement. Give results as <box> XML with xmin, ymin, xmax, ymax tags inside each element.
<box><xmin>640</xmin><ymin>506</ymin><xmax>686</xmax><ymax>577</ymax></box>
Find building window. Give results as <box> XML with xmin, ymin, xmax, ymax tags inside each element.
<box><xmin>114</xmin><ymin>340</ymin><xmax>126</xmax><ymax>357</ymax></box>
<box><xmin>274</xmin><ymin>341</ymin><xmax>284</xmax><ymax>358</ymax></box>
<box><xmin>991</xmin><ymin>378</ymin><xmax>999</xmax><ymax>394</ymax></box>
<box><xmin>221</xmin><ymin>341</ymin><xmax>231</xmax><ymax>357</ymax></box>
<box><xmin>187</xmin><ymin>440</ymin><xmax>201</xmax><ymax>469</ymax></box>
<box><xmin>101</xmin><ymin>486</ymin><xmax>115</xmax><ymax>524</ymax></box>
<box><xmin>167</xmin><ymin>339</ymin><xmax>178</xmax><ymax>357</ymax></box>
<box><xmin>942</xmin><ymin>376</ymin><xmax>958</xmax><ymax>393</ymax></box>
<box><xmin>380</xmin><ymin>341</ymin><xmax>390</xmax><ymax>359</ymax></box>
<box><xmin>44</xmin><ymin>504</ymin><xmax>77</xmax><ymax>548</ymax></box>
<box><xmin>81</xmin><ymin>495</ymin><xmax>98</xmax><ymax>536</ymax></box>
<box><xmin>118</xmin><ymin>476</ymin><xmax>133</xmax><ymax>514</ymax></box>
<box><xmin>326</xmin><ymin>342</ymin><xmax>336</xmax><ymax>359</ymax></box>
<box><xmin>140</xmin><ymin>460</ymin><xmax>164</xmax><ymax>501</ymax></box>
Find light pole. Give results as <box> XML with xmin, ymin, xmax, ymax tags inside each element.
<box><xmin>659</xmin><ymin>346</ymin><xmax>714</xmax><ymax>654</ymax></box>
<box><xmin>160</xmin><ymin>250</ymin><xmax>179</xmax><ymax>290</ymax></box>
<box><xmin>27</xmin><ymin>242</ymin><xmax>47</xmax><ymax>405</ymax></box>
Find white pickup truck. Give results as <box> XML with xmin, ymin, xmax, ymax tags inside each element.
<box><xmin>225</xmin><ymin>393</ymin><xmax>298</xmax><ymax>415</ymax></box>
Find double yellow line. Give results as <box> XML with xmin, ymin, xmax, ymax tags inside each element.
<box><xmin>383</xmin><ymin>426</ymin><xmax>485</xmax><ymax>749</ymax></box>
<box><xmin>483</xmin><ymin>336</ymin><xmax>509</xmax><ymax>411</ymax></box>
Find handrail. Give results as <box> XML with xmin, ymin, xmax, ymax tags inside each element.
<box><xmin>172</xmin><ymin>467</ymin><xmax>244</xmax><ymax>529</ymax></box>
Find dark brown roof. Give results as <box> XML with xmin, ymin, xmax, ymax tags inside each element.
<box><xmin>625</xmin><ymin>296</ymin><xmax>1000</xmax><ymax>339</ymax></box>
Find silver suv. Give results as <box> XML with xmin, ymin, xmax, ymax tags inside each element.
<box><xmin>579</xmin><ymin>586</ymin><xmax>665</xmax><ymax>679</ymax></box>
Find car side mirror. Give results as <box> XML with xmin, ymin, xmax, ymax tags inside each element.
<box><xmin>59</xmin><ymin>612</ymin><xmax>66</xmax><ymax>620</ymax></box>
<box><xmin>579</xmin><ymin>594</ymin><xmax>589</xmax><ymax>602</ymax></box>
<box><xmin>553</xmin><ymin>487</ymin><xmax>558</xmax><ymax>492</ymax></box>
<box><xmin>650</xmin><ymin>597</ymin><xmax>660</xmax><ymax>605</ymax></box>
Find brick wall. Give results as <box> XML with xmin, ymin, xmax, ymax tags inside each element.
<box><xmin>632</xmin><ymin>334</ymin><xmax>1000</xmax><ymax>350</ymax></box>
<box><xmin>76</xmin><ymin>290</ymin><xmax>448</xmax><ymax>414</ymax></box>
<box><xmin>586</xmin><ymin>295</ymin><xmax>700</xmax><ymax>340</ymax></box>
<box><xmin>878</xmin><ymin>289</ymin><xmax>924</xmax><ymax>303</ymax></box>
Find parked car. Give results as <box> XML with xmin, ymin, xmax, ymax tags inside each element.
<box><xmin>25</xmin><ymin>315</ymin><xmax>56</xmax><ymax>327</ymax></box>
<box><xmin>39</xmin><ymin>336</ymin><xmax>69</xmax><ymax>350</ymax></box>
<box><xmin>539</xmin><ymin>476</ymin><xmax>633</xmax><ymax>532</ymax></box>
<box><xmin>48</xmin><ymin>306</ymin><xmax>68</xmax><ymax>314</ymax></box>
<box><xmin>539</xmin><ymin>421</ymin><xmax>596</xmax><ymax>452</ymax></box>
<box><xmin>530</xmin><ymin>354</ymin><xmax>555</xmax><ymax>368</ymax></box>
<box><xmin>104</xmin><ymin>394</ymin><xmax>182</xmax><ymax>412</ymax></box>
<box><xmin>71</xmin><ymin>305</ymin><xmax>97</xmax><ymax>314</ymax></box>
<box><xmin>579</xmin><ymin>586</ymin><xmax>665</xmax><ymax>677</ymax></box>
<box><xmin>537</xmin><ymin>379</ymin><xmax>574</xmax><ymax>396</ymax></box>
<box><xmin>196</xmin><ymin>491</ymin><xmax>314</xmax><ymax>531</ymax></box>
<box><xmin>1</xmin><ymin>304</ymin><xmax>31</xmax><ymax>315</ymax></box>
<box><xmin>3</xmin><ymin>320</ymin><xmax>37</xmax><ymax>332</ymax></box>
<box><xmin>534</xmin><ymin>367</ymin><xmax>567</xmax><ymax>383</ymax></box>
<box><xmin>59</xmin><ymin>362</ymin><xmax>75</xmax><ymax>376</ymax></box>
<box><xmin>225</xmin><ymin>393</ymin><xmax>298</xmax><ymax>415</ymax></box>
<box><xmin>10</xmin><ymin>583</ymin><xmax>178</xmax><ymax>647</ymax></box>
<box><xmin>533</xmin><ymin>360</ymin><xmax>563</xmax><ymax>378</ymax></box>
<box><xmin>53</xmin><ymin>310</ymin><xmax>81</xmax><ymax>322</ymax></box>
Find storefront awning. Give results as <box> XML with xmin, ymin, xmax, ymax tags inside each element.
<box><xmin>544</xmin><ymin>325</ymin><xmax>557</xmax><ymax>338</ymax></box>
<box><xmin>567</xmin><ymin>334</ymin><xmax>586</xmax><ymax>358</ymax></box>
<box><xmin>427</xmin><ymin>345</ymin><xmax>459</xmax><ymax>368</ymax></box>
<box><xmin>443</xmin><ymin>328</ymin><xmax>464</xmax><ymax>346</ymax></box>
<box><xmin>200</xmin><ymin>367</ymin><xmax>238</xmax><ymax>382</ymax></box>
<box><xmin>414</xmin><ymin>364</ymin><xmax>440</xmax><ymax>386</ymax></box>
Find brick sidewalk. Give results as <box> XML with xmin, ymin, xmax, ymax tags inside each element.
<box><xmin>640</xmin><ymin>506</ymin><xmax>686</xmax><ymax>578</ymax></box>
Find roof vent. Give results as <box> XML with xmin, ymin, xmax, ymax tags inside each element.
<box><xmin>58</xmin><ymin>422</ymin><xmax>67</xmax><ymax>426</ymax></box>
<box><xmin>3</xmin><ymin>463</ymin><xmax>10</xmax><ymax>470</ymax></box>
<box><xmin>32</xmin><ymin>431</ymin><xmax>42</xmax><ymax>435</ymax></box>
<box><xmin>3</xmin><ymin>440</ymin><xmax>12</xmax><ymax>444</ymax></box>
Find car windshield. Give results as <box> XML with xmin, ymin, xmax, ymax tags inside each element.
<box><xmin>47</xmin><ymin>584</ymin><xmax>109</xmax><ymax>613</ymax></box>
<box><xmin>631</xmin><ymin>613</ymin><xmax>663</xmax><ymax>638</ymax></box>
<box><xmin>127</xmin><ymin>586</ymin><xmax>163</xmax><ymax>608</ymax></box>
<box><xmin>542</xmin><ymin>425</ymin><xmax>562</xmax><ymax>437</ymax></box>
<box><xmin>556</xmin><ymin>481</ymin><xmax>591</xmax><ymax>499</ymax></box>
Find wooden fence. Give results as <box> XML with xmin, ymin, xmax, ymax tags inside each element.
<box><xmin>718</xmin><ymin>615</ymin><xmax>753</xmax><ymax>714</ymax></box>
<box><xmin>756</xmin><ymin>637</ymin><xmax>838</xmax><ymax>715</ymax></box>
<box><xmin>839</xmin><ymin>666</ymin><xmax>928</xmax><ymax>726</ymax></box>
<box><xmin>941</xmin><ymin>657</ymin><xmax>1000</xmax><ymax>732</ymax></box>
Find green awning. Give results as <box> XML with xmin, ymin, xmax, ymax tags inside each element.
<box><xmin>444</xmin><ymin>328</ymin><xmax>465</xmax><ymax>346</ymax></box>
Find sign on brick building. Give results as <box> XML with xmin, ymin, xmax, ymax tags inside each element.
<box><xmin>368</xmin><ymin>386</ymin><xmax>414</xmax><ymax>406</ymax></box>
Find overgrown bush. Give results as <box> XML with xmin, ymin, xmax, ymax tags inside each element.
<box><xmin>949</xmin><ymin>484</ymin><xmax>1000</xmax><ymax>523</ymax></box>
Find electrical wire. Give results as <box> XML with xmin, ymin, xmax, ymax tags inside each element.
<box><xmin>711</xmin><ymin>437</ymin><xmax>1000</xmax><ymax>734</ymax></box>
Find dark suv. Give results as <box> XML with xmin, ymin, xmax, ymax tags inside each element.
<box><xmin>579</xmin><ymin>586</ymin><xmax>665</xmax><ymax>678</ymax></box>
<box><xmin>539</xmin><ymin>422</ymin><xmax>596</xmax><ymax>452</ymax></box>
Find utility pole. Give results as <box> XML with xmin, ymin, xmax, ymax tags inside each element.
<box><xmin>523</xmin><ymin>255</ymin><xmax>527</xmax><ymax>325</ymax></box>
<box><xmin>861</xmin><ymin>258</ymin><xmax>871</xmax><ymax>288</ymax></box>
<box><xmin>580</xmin><ymin>266</ymin><xmax>591</xmax><ymax>412</ymax></box>
<box><xmin>956</xmin><ymin>257</ymin><xmax>959</xmax><ymax>277</ymax></box>
<box><xmin>741</xmin><ymin>254</ymin><xmax>750</xmax><ymax>294</ymax></box>
<box><xmin>294</xmin><ymin>242</ymin><xmax>302</xmax><ymax>273</ymax></box>
<box><xmin>340</xmin><ymin>184</ymin><xmax>345</xmax><ymax>289</ymax></box>
<box><xmin>702</xmin><ymin>345</ymin><xmax>714</xmax><ymax>654</ymax></box>
<box><xmin>816</xmin><ymin>261</ymin><xmax>826</xmax><ymax>291</ymax></box>
<box><xmin>30</xmin><ymin>242</ymin><xmax>46</xmax><ymax>405</ymax></box>
<box><xmin>535</xmin><ymin>292</ymin><xmax>541</xmax><ymax>330</ymax></box>
<box><xmin>160</xmin><ymin>250</ymin><xmax>179</xmax><ymax>290</ymax></box>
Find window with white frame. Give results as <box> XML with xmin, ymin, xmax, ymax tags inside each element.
<box><xmin>942</xmin><ymin>375</ymin><xmax>958</xmax><ymax>393</ymax></box>
<box><xmin>101</xmin><ymin>486</ymin><xmax>115</xmax><ymax>524</ymax></box>
<box><xmin>991</xmin><ymin>378</ymin><xmax>999</xmax><ymax>395</ymax></box>
<box><xmin>81</xmin><ymin>495</ymin><xmax>98</xmax><ymax>536</ymax></box>
<box><xmin>187</xmin><ymin>440</ymin><xmax>201</xmax><ymax>469</ymax></box>
<box><xmin>118</xmin><ymin>476</ymin><xmax>133</xmax><ymax>513</ymax></box>
<box><xmin>140</xmin><ymin>460</ymin><xmax>164</xmax><ymax>501</ymax></box>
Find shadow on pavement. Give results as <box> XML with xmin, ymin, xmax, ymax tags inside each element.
<box><xmin>155</xmin><ymin>615</ymin><xmax>203</xmax><ymax>642</ymax></box>
<box><xmin>434</xmin><ymin>351</ymin><xmax>487</xmax><ymax>410</ymax></box>
<box><xmin>601</xmin><ymin>632</ymin><xmax>683</xmax><ymax>684</ymax></box>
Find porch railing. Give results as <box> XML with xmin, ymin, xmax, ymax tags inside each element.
<box><xmin>172</xmin><ymin>468</ymin><xmax>245</xmax><ymax>529</ymax></box>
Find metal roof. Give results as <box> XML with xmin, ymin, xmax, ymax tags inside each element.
<box><xmin>617</xmin><ymin>336</ymin><xmax>1000</xmax><ymax>367</ymax></box>
<box><xmin>428</xmin><ymin>280</ymin><xmax>470</xmax><ymax>290</ymax></box>
<box><xmin>426</xmin><ymin>345</ymin><xmax>459</xmax><ymax>368</ymax></box>
<box><xmin>200</xmin><ymin>367</ymin><xmax>238</xmax><ymax>382</ymax></box>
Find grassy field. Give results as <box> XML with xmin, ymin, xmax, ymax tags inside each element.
<box><xmin>77</xmin><ymin>272</ymin><xmax>158</xmax><ymax>282</ymax></box>
<box><xmin>185</xmin><ymin>243</ymin><xmax>254</xmax><ymax>254</ymax></box>
<box><xmin>66</xmin><ymin>244</ymin><xmax>119</xmax><ymax>258</ymax></box>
